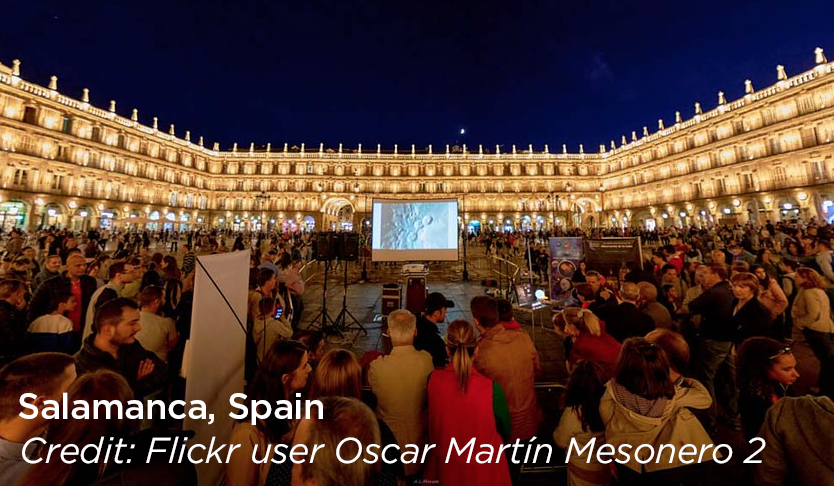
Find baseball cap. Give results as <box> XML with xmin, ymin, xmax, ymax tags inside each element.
<box><xmin>424</xmin><ymin>292</ymin><xmax>454</xmax><ymax>313</ymax></box>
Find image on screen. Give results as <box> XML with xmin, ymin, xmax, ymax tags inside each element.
<box><xmin>371</xmin><ymin>198</ymin><xmax>459</xmax><ymax>261</ymax></box>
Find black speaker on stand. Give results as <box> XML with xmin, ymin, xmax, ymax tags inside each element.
<box><xmin>309</xmin><ymin>232</ymin><xmax>340</xmax><ymax>336</ymax></box>
<box><xmin>333</xmin><ymin>232</ymin><xmax>365</xmax><ymax>336</ymax></box>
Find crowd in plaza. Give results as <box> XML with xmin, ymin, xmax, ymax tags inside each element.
<box><xmin>0</xmin><ymin>220</ymin><xmax>833</xmax><ymax>485</ymax></box>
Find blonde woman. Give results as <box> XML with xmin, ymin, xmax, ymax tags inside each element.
<box><xmin>553</xmin><ymin>308</ymin><xmax>621</xmax><ymax>379</ymax></box>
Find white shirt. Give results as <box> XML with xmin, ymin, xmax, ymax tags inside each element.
<box><xmin>135</xmin><ymin>311</ymin><xmax>178</xmax><ymax>363</ymax></box>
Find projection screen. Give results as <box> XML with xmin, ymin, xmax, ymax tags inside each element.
<box><xmin>371</xmin><ymin>198</ymin><xmax>459</xmax><ymax>261</ymax></box>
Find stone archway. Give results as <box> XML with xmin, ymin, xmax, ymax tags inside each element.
<box><xmin>321</xmin><ymin>197</ymin><xmax>355</xmax><ymax>231</ymax></box>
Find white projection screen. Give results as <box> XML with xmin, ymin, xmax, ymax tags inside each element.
<box><xmin>372</xmin><ymin>198</ymin><xmax>459</xmax><ymax>261</ymax></box>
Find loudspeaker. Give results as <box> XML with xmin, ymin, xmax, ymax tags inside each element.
<box><xmin>339</xmin><ymin>233</ymin><xmax>359</xmax><ymax>261</ymax></box>
<box><xmin>405</xmin><ymin>277</ymin><xmax>427</xmax><ymax>315</ymax></box>
<box><xmin>315</xmin><ymin>232</ymin><xmax>337</xmax><ymax>261</ymax></box>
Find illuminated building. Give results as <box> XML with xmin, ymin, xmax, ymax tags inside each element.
<box><xmin>1</xmin><ymin>48</ymin><xmax>833</xmax><ymax>233</ymax></box>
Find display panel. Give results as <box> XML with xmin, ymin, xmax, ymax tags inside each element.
<box><xmin>371</xmin><ymin>198</ymin><xmax>459</xmax><ymax>261</ymax></box>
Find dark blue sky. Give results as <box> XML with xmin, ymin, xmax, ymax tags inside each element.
<box><xmin>2</xmin><ymin>0</ymin><xmax>832</xmax><ymax>150</ymax></box>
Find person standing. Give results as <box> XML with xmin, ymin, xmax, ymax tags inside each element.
<box><xmin>792</xmin><ymin>267</ymin><xmax>834</xmax><ymax>397</ymax></box>
<box><xmin>82</xmin><ymin>261</ymin><xmax>135</xmax><ymax>342</ymax></box>
<box><xmin>688</xmin><ymin>262</ymin><xmax>738</xmax><ymax>431</ymax></box>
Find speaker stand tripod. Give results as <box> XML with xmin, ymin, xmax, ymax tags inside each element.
<box><xmin>308</xmin><ymin>259</ymin><xmax>342</xmax><ymax>336</ymax></box>
<box><xmin>333</xmin><ymin>258</ymin><xmax>366</xmax><ymax>336</ymax></box>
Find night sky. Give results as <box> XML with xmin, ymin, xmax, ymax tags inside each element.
<box><xmin>2</xmin><ymin>0</ymin><xmax>832</xmax><ymax>151</ymax></box>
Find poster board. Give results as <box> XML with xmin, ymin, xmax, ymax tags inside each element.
<box><xmin>184</xmin><ymin>251</ymin><xmax>249</xmax><ymax>486</ymax></box>
<box><xmin>548</xmin><ymin>237</ymin><xmax>584</xmax><ymax>304</ymax></box>
<box><xmin>582</xmin><ymin>238</ymin><xmax>643</xmax><ymax>284</ymax></box>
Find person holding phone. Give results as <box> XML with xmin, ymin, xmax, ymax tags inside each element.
<box><xmin>252</xmin><ymin>297</ymin><xmax>293</xmax><ymax>363</ymax></box>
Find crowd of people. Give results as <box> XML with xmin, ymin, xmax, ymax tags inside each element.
<box><xmin>0</xmin><ymin>219</ymin><xmax>833</xmax><ymax>485</ymax></box>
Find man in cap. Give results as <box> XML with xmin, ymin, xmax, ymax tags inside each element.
<box><xmin>414</xmin><ymin>292</ymin><xmax>453</xmax><ymax>368</ymax></box>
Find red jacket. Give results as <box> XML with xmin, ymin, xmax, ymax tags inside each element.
<box><xmin>425</xmin><ymin>366</ymin><xmax>512</xmax><ymax>486</ymax></box>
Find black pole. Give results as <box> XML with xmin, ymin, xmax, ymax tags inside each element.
<box><xmin>462</xmin><ymin>230</ymin><xmax>469</xmax><ymax>282</ymax></box>
<box><xmin>361</xmin><ymin>235</ymin><xmax>368</xmax><ymax>281</ymax></box>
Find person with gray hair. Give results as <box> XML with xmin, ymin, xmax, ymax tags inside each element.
<box><xmin>368</xmin><ymin>309</ymin><xmax>433</xmax><ymax>478</ymax></box>
<box><xmin>291</xmin><ymin>396</ymin><xmax>380</xmax><ymax>486</ymax></box>
<box><xmin>604</xmin><ymin>282</ymin><xmax>655</xmax><ymax>343</ymax></box>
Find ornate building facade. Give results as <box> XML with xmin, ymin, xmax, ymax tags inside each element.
<box><xmin>1</xmin><ymin>48</ymin><xmax>834</xmax><ymax>234</ymax></box>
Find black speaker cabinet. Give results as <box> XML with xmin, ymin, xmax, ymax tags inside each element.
<box><xmin>315</xmin><ymin>232</ymin><xmax>337</xmax><ymax>261</ymax></box>
<box><xmin>339</xmin><ymin>233</ymin><xmax>359</xmax><ymax>261</ymax></box>
<box><xmin>405</xmin><ymin>277</ymin><xmax>427</xmax><ymax>315</ymax></box>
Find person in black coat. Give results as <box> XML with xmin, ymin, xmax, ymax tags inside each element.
<box><xmin>602</xmin><ymin>282</ymin><xmax>655</xmax><ymax>342</ymax></box>
<box><xmin>74</xmin><ymin>298</ymin><xmax>167</xmax><ymax>400</ymax></box>
<box><xmin>0</xmin><ymin>279</ymin><xmax>28</xmax><ymax>366</ymax></box>
<box><xmin>414</xmin><ymin>292</ymin><xmax>454</xmax><ymax>368</ymax></box>
<box><xmin>730</xmin><ymin>272</ymin><xmax>774</xmax><ymax>344</ymax></box>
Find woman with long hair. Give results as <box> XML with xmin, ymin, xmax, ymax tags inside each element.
<box><xmin>17</xmin><ymin>371</ymin><xmax>150</xmax><ymax>486</ymax></box>
<box><xmin>600</xmin><ymin>338</ymin><xmax>713</xmax><ymax>485</ymax></box>
<box><xmin>160</xmin><ymin>255</ymin><xmax>183</xmax><ymax>319</ymax></box>
<box><xmin>553</xmin><ymin>361</ymin><xmax>611</xmax><ymax>486</ymax></box>
<box><xmin>552</xmin><ymin>307</ymin><xmax>621</xmax><ymax>379</ymax></box>
<box><xmin>730</xmin><ymin>272</ymin><xmax>773</xmax><ymax>344</ymax></box>
<box><xmin>791</xmin><ymin>267</ymin><xmax>834</xmax><ymax>397</ymax></box>
<box><xmin>737</xmin><ymin>337</ymin><xmax>800</xmax><ymax>440</ymax></box>
<box><xmin>750</xmin><ymin>264</ymin><xmax>788</xmax><ymax>323</ymax></box>
<box><xmin>424</xmin><ymin>319</ymin><xmax>512</xmax><ymax>486</ymax></box>
<box><xmin>225</xmin><ymin>340</ymin><xmax>312</xmax><ymax>486</ymax></box>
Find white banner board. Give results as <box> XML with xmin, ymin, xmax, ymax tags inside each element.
<box><xmin>184</xmin><ymin>251</ymin><xmax>249</xmax><ymax>486</ymax></box>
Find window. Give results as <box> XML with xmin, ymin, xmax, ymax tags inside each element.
<box><xmin>13</xmin><ymin>169</ymin><xmax>28</xmax><ymax>186</ymax></box>
<box><xmin>810</xmin><ymin>161</ymin><xmax>825</xmax><ymax>181</ymax></box>
<box><xmin>61</xmin><ymin>117</ymin><xmax>72</xmax><ymax>134</ymax></box>
<box><xmin>23</xmin><ymin>107</ymin><xmax>37</xmax><ymax>124</ymax></box>
<box><xmin>52</xmin><ymin>175</ymin><xmax>63</xmax><ymax>190</ymax></box>
<box><xmin>742</xmin><ymin>173</ymin><xmax>755</xmax><ymax>191</ymax></box>
<box><xmin>774</xmin><ymin>167</ymin><xmax>787</xmax><ymax>183</ymax></box>
<box><xmin>170</xmin><ymin>192</ymin><xmax>178</xmax><ymax>206</ymax></box>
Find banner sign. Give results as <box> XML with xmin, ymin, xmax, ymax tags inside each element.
<box><xmin>548</xmin><ymin>237</ymin><xmax>584</xmax><ymax>303</ymax></box>
<box><xmin>184</xmin><ymin>251</ymin><xmax>249</xmax><ymax>486</ymax></box>
<box><xmin>582</xmin><ymin>237</ymin><xmax>643</xmax><ymax>284</ymax></box>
